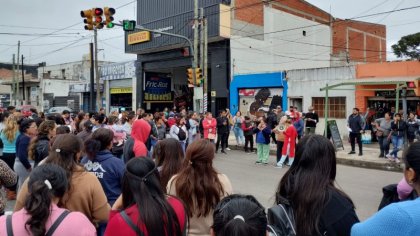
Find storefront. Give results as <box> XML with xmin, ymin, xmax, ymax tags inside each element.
<box><xmin>143</xmin><ymin>72</ymin><xmax>173</xmax><ymax>112</ymax></box>
<box><xmin>101</xmin><ymin>61</ymin><xmax>136</xmax><ymax>113</ymax></box>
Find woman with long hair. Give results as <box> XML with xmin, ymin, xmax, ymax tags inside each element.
<box><xmin>153</xmin><ymin>138</ymin><xmax>184</xmax><ymax>190</ymax></box>
<box><xmin>28</xmin><ymin>120</ymin><xmax>56</xmax><ymax>167</ymax></box>
<box><xmin>0</xmin><ymin>117</ymin><xmax>20</xmax><ymax>199</ymax></box>
<box><xmin>0</xmin><ymin>164</ymin><xmax>96</xmax><ymax>236</ymax></box>
<box><xmin>14</xmin><ymin>134</ymin><xmax>111</xmax><ymax>224</ymax></box>
<box><xmin>104</xmin><ymin>158</ymin><xmax>187</xmax><ymax>236</ymax></box>
<box><xmin>167</xmin><ymin>139</ymin><xmax>233</xmax><ymax>236</ymax></box>
<box><xmin>352</xmin><ymin>142</ymin><xmax>420</xmax><ymax>236</ymax></box>
<box><xmin>212</xmin><ymin>194</ymin><xmax>268</xmax><ymax>236</ymax></box>
<box><xmin>82</xmin><ymin>128</ymin><xmax>125</xmax><ymax>206</ymax></box>
<box><xmin>271</xmin><ymin>134</ymin><xmax>359</xmax><ymax>236</ymax></box>
<box><xmin>15</xmin><ymin>119</ymin><xmax>38</xmax><ymax>192</ymax></box>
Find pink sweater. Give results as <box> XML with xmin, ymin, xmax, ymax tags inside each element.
<box><xmin>0</xmin><ymin>204</ymin><xmax>96</xmax><ymax>236</ymax></box>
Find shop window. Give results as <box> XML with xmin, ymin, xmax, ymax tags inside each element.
<box><xmin>312</xmin><ymin>97</ymin><xmax>346</xmax><ymax>119</ymax></box>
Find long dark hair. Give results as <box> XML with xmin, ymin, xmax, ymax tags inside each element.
<box><xmin>212</xmin><ymin>194</ymin><xmax>267</xmax><ymax>236</ymax></box>
<box><xmin>153</xmin><ymin>138</ymin><xmax>184</xmax><ymax>190</ymax></box>
<box><xmin>122</xmin><ymin>158</ymin><xmax>182</xmax><ymax>236</ymax></box>
<box><xmin>275</xmin><ymin>134</ymin><xmax>354</xmax><ymax>236</ymax></box>
<box><xmin>404</xmin><ymin>141</ymin><xmax>420</xmax><ymax>182</ymax></box>
<box><xmin>28</xmin><ymin>120</ymin><xmax>55</xmax><ymax>160</ymax></box>
<box><xmin>84</xmin><ymin>128</ymin><xmax>113</xmax><ymax>159</ymax></box>
<box><xmin>174</xmin><ymin>139</ymin><xmax>225</xmax><ymax>217</ymax></box>
<box><xmin>25</xmin><ymin>164</ymin><xmax>68</xmax><ymax>236</ymax></box>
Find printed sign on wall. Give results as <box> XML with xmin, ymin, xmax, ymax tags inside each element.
<box><xmin>144</xmin><ymin>73</ymin><xmax>172</xmax><ymax>102</ymax></box>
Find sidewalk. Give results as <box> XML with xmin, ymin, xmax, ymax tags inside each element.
<box><xmin>227</xmin><ymin>135</ymin><xmax>404</xmax><ymax>173</ymax></box>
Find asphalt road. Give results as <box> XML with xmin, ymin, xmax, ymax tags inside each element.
<box><xmin>5</xmin><ymin>150</ymin><xmax>403</xmax><ymax>221</ymax></box>
<box><xmin>213</xmin><ymin>150</ymin><xmax>403</xmax><ymax>221</ymax></box>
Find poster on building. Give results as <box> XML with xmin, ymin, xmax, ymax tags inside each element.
<box><xmin>238</xmin><ymin>88</ymin><xmax>283</xmax><ymax>116</ymax></box>
<box><xmin>100</xmin><ymin>61</ymin><xmax>136</xmax><ymax>81</ymax></box>
<box><xmin>144</xmin><ymin>73</ymin><xmax>172</xmax><ymax>102</ymax></box>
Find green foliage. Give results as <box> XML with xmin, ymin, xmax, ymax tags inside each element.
<box><xmin>391</xmin><ymin>32</ymin><xmax>420</xmax><ymax>60</ymax></box>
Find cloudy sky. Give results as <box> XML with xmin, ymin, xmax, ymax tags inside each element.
<box><xmin>0</xmin><ymin>0</ymin><xmax>419</xmax><ymax>66</ymax></box>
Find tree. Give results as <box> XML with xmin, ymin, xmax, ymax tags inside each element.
<box><xmin>391</xmin><ymin>32</ymin><xmax>420</xmax><ymax>60</ymax></box>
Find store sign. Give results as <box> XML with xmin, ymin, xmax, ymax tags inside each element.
<box><xmin>144</xmin><ymin>73</ymin><xmax>172</xmax><ymax>102</ymax></box>
<box><xmin>101</xmin><ymin>61</ymin><xmax>136</xmax><ymax>81</ymax></box>
<box><xmin>127</xmin><ymin>31</ymin><xmax>151</xmax><ymax>45</ymax></box>
<box><xmin>110</xmin><ymin>87</ymin><xmax>132</xmax><ymax>94</ymax></box>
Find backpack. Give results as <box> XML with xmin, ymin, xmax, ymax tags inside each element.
<box><xmin>177</xmin><ymin>126</ymin><xmax>187</xmax><ymax>141</ymax></box>
<box><xmin>267</xmin><ymin>200</ymin><xmax>296</xmax><ymax>236</ymax></box>
<box><xmin>378</xmin><ymin>183</ymin><xmax>418</xmax><ymax>210</ymax></box>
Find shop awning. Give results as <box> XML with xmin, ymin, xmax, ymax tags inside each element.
<box><xmin>320</xmin><ymin>76</ymin><xmax>420</xmax><ymax>91</ymax></box>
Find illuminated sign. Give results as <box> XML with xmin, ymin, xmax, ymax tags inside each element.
<box><xmin>110</xmin><ymin>87</ymin><xmax>132</xmax><ymax>94</ymax></box>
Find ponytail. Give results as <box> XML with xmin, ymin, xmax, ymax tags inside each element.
<box><xmin>84</xmin><ymin>138</ymin><xmax>101</xmax><ymax>160</ymax></box>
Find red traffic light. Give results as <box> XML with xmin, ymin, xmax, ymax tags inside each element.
<box><xmin>94</xmin><ymin>8</ymin><xmax>103</xmax><ymax>16</ymax></box>
<box><xmin>95</xmin><ymin>16</ymin><xmax>103</xmax><ymax>23</ymax></box>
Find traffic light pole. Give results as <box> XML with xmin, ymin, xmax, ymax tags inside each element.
<box><xmin>94</xmin><ymin>28</ymin><xmax>101</xmax><ymax>111</ymax></box>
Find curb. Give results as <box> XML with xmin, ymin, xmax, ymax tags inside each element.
<box><xmin>228</xmin><ymin>145</ymin><xmax>404</xmax><ymax>173</ymax></box>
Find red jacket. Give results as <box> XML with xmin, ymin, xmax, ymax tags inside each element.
<box><xmin>202</xmin><ymin>118</ymin><xmax>217</xmax><ymax>139</ymax></box>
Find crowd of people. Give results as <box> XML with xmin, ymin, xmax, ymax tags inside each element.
<box><xmin>0</xmin><ymin>105</ymin><xmax>418</xmax><ymax>236</ymax></box>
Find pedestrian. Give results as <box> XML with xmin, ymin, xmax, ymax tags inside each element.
<box><xmin>0</xmin><ymin>159</ymin><xmax>17</xmax><ymax>216</ymax></box>
<box><xmin>294</xmin><ymin>115</ymin><xmax>304</xmax><ymax>140</ymax></box>
<box><xmin>155</xmin><ymin>114</ymin><xmax>167</xmax><ymax>141</ymax></box>
<box><xmin>0</xmin><ymin>116</ymin><xmax>19</xmax><ymax>200</ymax></box>
<box><xmin>304</xmin><ymin>106</ymin><xmax>319</xmax><ymax>135</ymax></box>
<box><xmin>351</xmin><ymin>142</ymin><xmax>420</xmax><ymax>236</ymax></box>
<box><xmin>232</xmin><ymin>111</ymin><xmax>245</xmax><ymax>146</ymax></box>
<box><xmin>373</xmin><ymin>112</ymin><xmax>392</xmax><ymax>158</ymax></box>
<box><xmin>347</xmin><ymin>108</ymin><xmax>365</xmax><ymax>156</ymax></box>
<box><xmin>105</xmin><ymin>158</ymin><xmax>187</xmax><ymax>236</ymax></box>
<box><xmin>91</xmin><ymin>113</ymin><xmax>106</xmax><ymax>132</ymax></box>
<box><xmin>270</xmin><ymin>135</ymin><xmax>359</xmax><ymax>236</ymax></box>
<box><xmin>167</xmin><ymin>139</ymin><xmax>233</xmax><ymax>236</ymax></box>
<box><xmin>242</xmin><ymin>116</ymin><xmax>254</xmax><ymax>153</ymax></box>
<box><xmin>203</xmin><ymin>112</ymin><xmax>217</xmax><ymax>142</ymax></box>
<box><xmin>406</xmin><ymin>112</ymin><xmax>419</xmax><ymax>144</ymax></box>
<box><xmin>254</xmin><ymin>117</ymin><xmax>271</xmax><ymax>165</ymax></box>
<box><xmin>0</xmin><ymin>164</ymin><xmax>96</xmax><ymax>236</ymax></box>
<box><xmin>122</xmin><ymin>113</ymin><xmax>135</xmax><ymax>138</ymax></box>
<box><xmin>273</xmin><ymin>116</ymin><xmax>287</xmax><ymax>164</ymax></box>
<box><xmin>76</xmin><ymin>120</ymin><xmax>94</xmax><ymax>142</ymax></box>
<box><xmin>15</xmin><ymin>119</ymin><xmax>37</xmax><ymax>192</ymax></box>
<box><xmin>28</xmin><ymin>120</ymin><xmax>56</xmax><ymax>167</ymax></box>
<box><xmin>153</xmin><ymin>138</ymin><xmax>184</xmax><ymax>190</ymax></box>
<box><xmin>212</xmin><ymin>194</ymin><xmax>269</xmax><ymax>236</ymax></box>
<box><xmin>276</xmin><ymin>116</ymin><xmax>298</xmax><ymax>168</ymax></box>
<box><xmin>216</xmin><ymin>110</ymin><xmax>229</xmax><ymax>154</ymax></box>
<box><xmin>123</xmin><ymin>119</ymin><xmax>151</xmax><ymax>163</ymax></box>
<box><xmin>276</xmin><ymin>106</ymin><xmax>285</xmax><ymax>123</ymax></box>
<box><xmin>188</xmin><ymin>112</ymin><xmax>200</xmax><ymax>144</ymax></box>
<box><xmin>14</xmin><ymin>134</ymin><xmax>111</xmax><ymax>224</ymax></box>
<box><xmin>169</xmin><ymin>116</ymin><xmax>188</xmax><ymax>153</ymax></box>
<box><xmin>267</xmin><ymin>109</ymin><xmax>278</xmax><ymax>143</ymax></box>
<box><xmin>225</xmin><ymin>108</ymin><xmax>233</xmax><ymax>151</ymax></box>
<box><xmin>386</xmin><ymin>113</ymin><xmax>406</xmax><ymax>163</ymax></box>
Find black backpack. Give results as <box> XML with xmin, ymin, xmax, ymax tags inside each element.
<box><xmin>378</xmin><ymin>183</ymin><xmax>418</xmax><ymax>210</ymax></box>
<box><xmin>177</xmin><ymin>126</ymin><xmax>187</xmax><ymax>141</ymax></box>
<box><xmin>267</xmin><ymin>200</ymin><xmax>296</xmax><ymax>236</ymax></box>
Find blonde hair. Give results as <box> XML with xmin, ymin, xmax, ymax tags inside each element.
<box><xmin>3</xmin><ymin>117</ymin><xmax>19</xmax><ymax>142</ymax></box>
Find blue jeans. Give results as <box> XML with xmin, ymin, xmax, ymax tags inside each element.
<box><xmin>389</xmin><ymin>136</ymin><xmax>404</xmax><ymax>158</ymax></box>
<box><xmin>233</xmin><ymin>126</ymin><xmax>245</xmax><ymax>145</ymax></box>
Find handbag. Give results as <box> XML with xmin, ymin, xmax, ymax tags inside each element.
<box><xmin>207</xmin><ymin>133</ymin><xmax>216</xmax><ymax>140</ymax></box>
<box><xmin>375</xmin><ymin>130</ymin><xmax>384</xmax><ymax>137</ymax></box>
<box><xmin>267</xmin><ymin>199</ymin><xmax>296</xmax><ymax>236</ymax></box>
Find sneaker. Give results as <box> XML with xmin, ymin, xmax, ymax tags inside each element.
<box><xmin>255</xmin><ymin>161</ymin><xmax>262</xmax><ymax>165</ymax></box>
<box><xmin>387</xmin><ymin>156</ymin><xmax>395</xmax><ymax>162</ymax></box>
<box><xmin>358</xmin><ymin>153</ymin><xmax>363</xmax><ymax>156</ymax></box>
<box><xmin>262</xmin><ymin>162</ymin><xmax>269</xmax><ymax>165</ymax></box>
<box><xmin>379</xmin><ymin>154</ymin><xmax>384</xmax><ymax>158</ymax></box>
<box><xmin>226</xmin><ymin>148</ymin><xmax>231</xmax><ymax>151</ymax></box>
<box><xmin>221</xmin><ymin>150</ymin><xmax>227</xmax><ymax>154</ymax></box>
<box><xmin>348</xmin><ymin>151</ymin><xmax>356</xmax><ymax>155</ymax></box>
<box><xmin>385</xmin><ymin>153</ymin><xmax>392</xmax><ymax>159</ymax></box>
<box><xmin>275</xmin><ymin>163</ymin><xmax>284</xmax><ymax>168</ymax></box>
<box><xmin>395</xmin><ymin>158</ymin><xmax>401</xmax><ymax>164</ymax></box>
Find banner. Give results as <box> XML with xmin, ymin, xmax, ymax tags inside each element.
<box><xmin>144</xmin><ymin>73</ymin><xmax>172</xmax><ymax>102</ymax></box>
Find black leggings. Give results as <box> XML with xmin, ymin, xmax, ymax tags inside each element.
<box><xmin>244</xmin><ymin>135</ymin><xmax>254</xmax><ymax>152</ymax></box>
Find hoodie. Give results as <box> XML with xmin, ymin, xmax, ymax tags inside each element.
<box><xmin>81</xmin><ymin>150</ymin><xmax>124</xmax><ymax>206</ymax></box>
<box><xmin>123</xmin><ymin>119</ymin><xmax>151</xmax><ymax>163</ymax></box>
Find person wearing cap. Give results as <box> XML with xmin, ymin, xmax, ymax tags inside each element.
<box><xmin>305</xmin><ymin>106</ymin><xmax>319</xmax><ymax>135</ymax></box>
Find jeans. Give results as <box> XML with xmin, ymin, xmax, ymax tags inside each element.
<box><xmin>257</xmin><ymin>143</ymin><xmax>270</xmax><ymax>163</ymax></box>
<box><xmin>377</xmin><ymin>136</ymin><xmax>390</xmax><ymax>155</ymax></box>
<box><xmin>389</xmin><ymin>136</ymin><xmax>404</xmax><ymax>158</ymax></box>
<box><xmin>14</xmin><ymin>158</ymin><xmax>34</xmax><ymax>193</ymax></box>
<box><xmin>233</xmin><ymin>127</ymin><xmax>245</xmax><ymax>145</ymax></box>
<box><xmin>349</xmin><ymin>132</ymin><xmax>362</xmax><ymax>154</ymax></box>
<box><xmin>244</xmin><ymin>135</ymin><xmax>254</xmax><ymax>152</ymax></box>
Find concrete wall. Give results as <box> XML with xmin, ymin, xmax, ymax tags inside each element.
<box><xmin>42</xmin><ymin>79</ymin><xmax>80</xmax><ymax>97</ymax></box>
<box><xmin>287</xmin><ymin>66</ymin><xmax>356</xmax><ymax>138</ymax></box>
<box><xmin>231</xmin><ymin>6</ymin><xmax>331</xmax><ymax>75</ymax></box>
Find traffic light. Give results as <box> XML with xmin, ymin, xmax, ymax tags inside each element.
<box><xmin>104</xmin><ymin>7</ymin><xmax>116</xmax><ymax>28</ymax></box>
<box><xmin>187</xmin><ymin>68</ymin><xmax>194</xmax><ymax>86</ymax></box>
<box><xmin>81</xmin><ymin>9</ymin><xmax>94</xmax><ymax>30</ymax></box>
<box><xmin>123</xmin><ymin>20</ymin><xmax>136</xmax><ymax>31</ymax></box>
<box><xmin>93</xmin><ymin>8</ymin><xmax>104</xmax><ymax>29</ymax></box>
<box><xmin>195</xmin><ymin>68</ymin><xmax>202</xmax><ymax>86</ymax></box>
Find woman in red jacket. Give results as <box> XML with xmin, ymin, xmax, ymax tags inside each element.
<box><xmin>202</xmin><ymin>112</ymin><xmax>217</xmax><ymax>143</ymax></box>
<box><xmin>276</xmin><ymin>117</ymin><xmax>298</xmax><ymax>168</ymax></box>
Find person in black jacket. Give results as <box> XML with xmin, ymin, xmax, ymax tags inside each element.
<box><xmin>386</xmin><ymin>113</ymin><xmax>407</xmax><ymax>163</ymax></box>
<box><xmin>347</xmin><ymin>108</ymin><xmax>365</xmax><ymax>156</ymax></box>
<box><xmin>216</xmin><ymin>110</ymin><xmax>229</xmax><ymax>154</ymax></box>
<box><xmin>304</xmin><ymin>106</ymin><xmax>319</xmax><ymax>135</ymax></box>
<box><xmin>270</xmin><ymin>135</ymin><xmax>359</xmax><ymax>236</ymax></box>
<box><xmin>406</xmin><ymin>112</ymin><xmax>419</xmax><ymax>144</ymax></box>
<box><xmin>28</xmin><ymin>120</ymin><xmax>56</xmax><ymax>167</ymax></box>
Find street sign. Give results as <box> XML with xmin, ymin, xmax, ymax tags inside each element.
<box><xmin>327</xmin><ymin>120</ymin><xmax>344</xmax><ymax>150</ymax></box>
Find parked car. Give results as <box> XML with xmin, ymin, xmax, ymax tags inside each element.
<box><xmin>16</xmin><ymin>105</ymin><xmax>36</xmax><ymax>117</ymax></box>
<box><xmin>46</xmin><ymin>107</ymin><xmax>74</xmax><ymax>115</ymax></box>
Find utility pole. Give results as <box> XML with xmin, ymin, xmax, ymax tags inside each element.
<box><xmin>203</xmin><ymin>17</ymin><xmax>208</xmax><ymax>113</ymax></box>
<box><xmin>12</xmin><ymin>54</ymin><xmax>16</xmax><ymax>105</ymax></box>
<box><xmin>90</xmin><ymin>43</ymin><xmax>94</xmax><ymax>111</ymax></box>
<box><xmin>193</xmin><ymin>0</ymin><xmax>199</xmax><ymax>111</ymax></box>
<box><xmin>94</xmin><ymin>28</ymin><xmax>101</xmax><ymax>111</ymax></box>
<box><xmin>21</xmin><ymin>55</ymin><xmax>25</xmax><ymax>103</ymax></box>
<box><xmin>17</xmin><ymin>41</ymin><xmax>20</xmax><ymax>104</ymax></box>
